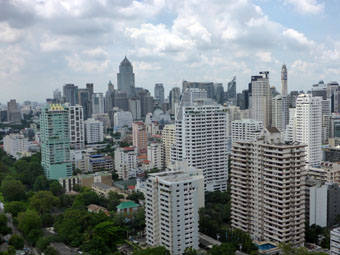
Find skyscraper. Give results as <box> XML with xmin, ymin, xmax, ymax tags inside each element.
<box><xmin>154</xmin><ymin>83</ymin><xmax>165</xmax><ymax>104</ymax></box>
<box><xmin>226</xmin><ymin>76</ymin><xmax>237</xmax><ymax>104</ymax></box>
<box><xmin>281</xmin><ymin>64</ymin><xmax>288</xmax><ymax>97</ymax></box>
<box><xmin>182</xmin><ymin>81</ymin><xmax>215</xmax><ymax>99</ymax></box>
<box><xmin>250</xmin><ymin>71</ymin><xmax>272</xmax><ymax>127</ymax></box>
<box><xmin>92</xmin><ymin>93</ymin><xmax>104</xmax><ymax>114</ymax></box>
<box><xmin>213</xmin><ymin>83</ymin><xmax>225</xmax><ymax>105</ymax></box>
<box><xmin>7</xmin><ymin>99</ymin><xmax>21</xmax><ymax>123</ymax></box>
<box><xmin>63</xmin><ymin>84</ymin><xmax>78</xmax><ymax>106</ymax></box>
<box><xmin>53</xmin><ymin>89</ymin><xmax>62</xmax><ymax>103</ymax></box>
<box><xmin>78</xmin><ymin>89</ymin><xmax>91</xmax><ymax>119</ymax></box>
<box><xmin>104</xmin><ymin>81</ymin><xmax>114</xmax><ymax>113</ymax></box>
<box><xmin>171</xmin><ymin>89</ymin><xmax>228</xmax><ymax>191</ymax></box>
<box><xmin>117</xmin><ymin>57</ymin><xmax>135</xmax><ymax>98</ymax></box>
<box><xmin>68</xmin><ymin>104</ymin><xmax>85</xmax><ymax>149</ymax></box>
<box><xmin>40</xmin><ymin>104</ymin><xmax>72</xmax><ymax>179</ymax></box>
<box><xmin>272</xmin><ymin>95</ymin><xmax>288</xmax><ymax>132</ymax></box>
<box><xmin>231</xmin><ymin>128</ymin><xmax>306</xmax><ymax>246</ymax></box>
<box><xmin>169</xmin><ymin>87</ymin><xmax>181</xmax><ymax>115</ymax></box>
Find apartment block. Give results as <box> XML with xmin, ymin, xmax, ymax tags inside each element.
<box><xmin>3</xmin><ymin>134</ymin><xmax>29</xmax><ymax>159</ymax></box>
<box><xmin>115</xmin><ymin>147</ymin><xmax>138</xmax><ymax>180</ymax></box>
<box><xmin>331</xmin><ymin>228</ymin><xmax>340</xmax><ymax>255</ymax></box>
<box><xmin>68</xmin><ymin>104</ymin><xmax>85</xmax><ymax>149</ymax></box>
<box><xmin>132</xmin><ymin>122</ymin><xmax>148</xmax><ymax>155</ymax></box>
<box><xmin>147</xmin><ymin>142</ymin><xmax>165</xmax><ymax>170</ymax></box>
<box><xmin>231</xmin><ymin>119</ymin><xmax>263</xmax><ymax>144</ymax></box>
<box><xmin>84</xmin><ymin>118</ymin><xmax>104</xmax><ymax>144</ymax></box>
<box><xmin>161</xmin><ymin>124</ymin><xmax>175</xmax><ymax>168</ymax></box>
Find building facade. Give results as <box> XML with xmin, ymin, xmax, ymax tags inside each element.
<box><xmin>84</xmin><ymin>118</ymin><xmax>104</xmax><ymax>144</ymax></box>
<box><xmin>115</xmin><ymin>147</ymin><xmax>138</xmax><ymax>180</ymax></box>
<box><xmin>68</xmin><ymin>104</ymin><xmax>85</xmax><ymax>149</ymax></box>
<box><xmin>117</xmin><ymin>57</ymin><xmax>135</xmax><ymax>98</ymax></box>
<box><xmin>3</xmin><ymin>134</ymin><xmax>29</xmax><ymax>159</ymax></box>
<box><xmin>161</xmin><ymin>124</ymin><xmax>176</xmax><ymax>168</ymax></box>
<box><xmin>132</xmin><ymin>122</ymin><xmax>148</xmax><ymax>155</ymax></box>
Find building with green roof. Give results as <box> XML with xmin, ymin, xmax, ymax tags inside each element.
<box><xmin>116</xmin><ymin>200</ymin><xmax>140</xmax><ymax>217</ymax></box>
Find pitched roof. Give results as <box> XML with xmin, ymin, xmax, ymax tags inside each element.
<box><xmin>117</xmin><ymin>201</ymin><xmax>140</xmax><ymax>210</ymax></box>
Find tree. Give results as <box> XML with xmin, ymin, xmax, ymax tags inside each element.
<box><xmin>131</xmin><ymin>208</ymin><xmax>146</xmax><ymax>232</ymax></box>
<box><xmin>4</xmin><ymin>201</ymin><xmax>26</xmax><ymax>217</ymax></box>
<box><xmin>93</xmin><ymin>221</ymin><xmax>124</xmax><ymax>250</ymax></box>
<box><xmin>1</xmin><ymin>177</ymin><xmax>26</xmax><ymax>201</ymax></box>
<box><xmin>133</xmin><ymin>246</ymin><xmax>170</xmax><ymax>255</ymax></box>
<box><xmin>8</xmin><ymin>235</ymin><xmax>24</xmax><ymax>250</ymax></box>
<box><xmin>106</xmin><ymin>191</ymin><xmax>123</xmax><ymax>211</ymax></box>
<box><xmin>44</xmin><ymin>246</ymin><xmax>59</xmax><ymax>255</ymax></box>
<box><xmin>49</xmin><ymin>180</ymin><xmax>64</xmax><ymax>196</ymax></box>
<box><xmin>33</xmin><ymin>175</ymin><xmax>50</xmax><ymax>191</ymax></box>
<box><xmin>127</xmin><ymin>191</ymin><xmax>145</xmax><ymax>203</ymax></box>
<box><xmin>29</xmin><ymin>191</ymin><xmax>59</xmax><ymax>215</ymax></box>
<box><xmin>17</xmin><ymin>210</ymin><xmax>42</xmax><ymax>236</ymax></box>
<box><xmin>0</xmin><ymin>213</ymin><xmax>11</xmax><ymax>235</ymax></box>
<box><xmin>279</xmin><ymin>243</ymin><xmax>328</xmax><ymax>255</ymax></box>
<box><xmin>184</xmin><ymin>247</ymin><xmax>198</xmax><ymax>255</ymax></box>
<box><xmin>208</xmin><ymin>243</ymin><xmax>236</xmax><ymax>255</ymax></box>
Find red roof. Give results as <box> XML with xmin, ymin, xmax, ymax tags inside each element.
<box><xmin>127</xmin><ymin>185</ymin><xmax>135</xmax><ymax>190</ymax></box>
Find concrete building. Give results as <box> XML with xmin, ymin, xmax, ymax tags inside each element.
<box><xmin>78</xmin><ymin>88</ymin><xmax>92</xmax><ymax>119</ymax></box>
<box><xmin>128</xmin><ymin>98</ymin><xmax>141</xmax><ymax>120</ymax></box>
<box><xmin>154</xmin><ymin>83</ymin><xmax>165</xmax><ymax>104</ymax></box>
<box><xmin>161</xmin><ymin>124</ymin><xmax>176</xmax><ymax>168</ymax></box>
<box><xmin>226</xmin><ymin>76</ymin><xmax>237</xmax><ymax>105</ymax></box>
<box><xmin>147</xmin><ymin>142</ymin><xmax>164</xmax><ymax>170</ymax></box>
<box><xmin>145</xmin><ymin>162</ymin><xmax>204</xmax><ymax>255</ymax></box>
<box><xmin>117</xmin><ymin>57</ymin><xmax>135</xmax><ymax>98</ymax></box>
<box><xmin>68</xmin><ymin>105</ymin><xmax>85</xmax><ymax>149</ymax></box>
<box><xmin>92</xmin><ymin>93</ymin><xmax>104</xmax><ymax>115</ymax></box>
<box><xmin>171</xmin><ymin>89</ymin><xmax>228</xmax><ymax>191</ymax></box>
<box><xmin>249</xmin><ymin>72</ymin><xmax>272</xmax><ymax>128</ymax></box>
<box><xmin>231</xmin><ymin>127</ymin><xmax>306</xmax><ymax>246</ymax></box>
<box><xmin>331</xmin><ymin>228</ymin><xmax>340</xmax><ymax>255</ymax></box>
<box><xmin>308</xmin><ymin>162</ymin><xmax>340</xmax><ymax>184</ymax></box>
<box><xmin>113</xmin><ymin>111</ymin><xmax>133</xmax><ymax>131</ymax></box>
<box><xmin>63</xmin><ymin>84</ymin><xmax>78</xmax><ymax>106</ymax></box>
<box><xmin>281</xmin><ymin>64</ymin><xmax>288</xmax><ymax>97</ymax></box>
<box><xmin>88</xmin><ymin>154</ymin><xmax>114</xmax><ymax>172</ymax></box>
<box><xmin>310</xmin><ymin>183</ymin><xmax>340</xmax><ymax>227</ymax></box>
<box><xmin>182</xmin><ymin>81</ymin><xmax>215</xmax><ymax>100</ymax></box>
<box><xmin>7</xmin><ymin>99</ymin><xmax>21</xmax><ymax>123</ymax></box>
<box><xmin>169</xmin><ymin>87</ymin><xmax>181</xmax><ymax>115</ymax></box>
<box><xmin>3</xmin><ymin>134</ymin><xmax>29</xmax><ymax>159</ymax></box>
<box><xmin>231</xmin><ymin>119</ymin><xmax>263</xmax><ymax>144</ymax></box>
<box><xmin>115</xmin><ymin>147</ymin><xmax>138</xmax><ymax>180</ymax></box>
<box><xmin>104</xmin><ymin>81</ymin><xmax>114</xmax><ymax>113</ymax></box>
<box><xmin>84</xmin><ymin>118</ymin><xmax>104</xmax><ymax>144</ymax></box>
<box><xmin>40</xmin><ymin>104</ymin><xmax>72</xmax><ymax>179</ymax></box>
<box><xmin>132</xmin><ymin>122</ymin><xmax>148</xmax><ymax>155</ymax></box>
<box><xmin>272</xmin><ymin>95</ymin><xmax>288</xmax><ymax>132</ymax></box>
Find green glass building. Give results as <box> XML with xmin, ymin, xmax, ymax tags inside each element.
<box><xmin>40</xmin><ymin>104</ymin><xmax>72</xmax><ymax>179</ymax></box>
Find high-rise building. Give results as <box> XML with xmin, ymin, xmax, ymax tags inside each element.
<box><xmin>249</xmin><ymin>72</ymin><xmax>272</xmax><ymax>127</ymax></box>
<box><xmin>213</xmin><ymin>83</ymin><xmax>225</xmax><ymax>105</ymax></box>
<box><xmin>171</xmin><ymin>89</ymin><xmax>228</xmax><ymax>191</ymax></box>
<box><xmin>3</xmin><ymin>134</ymin><xmax>29</xmax><ymax>160</ymax></box>
<box><xmin>92</xmin><ymin>93</ymin><xmax>104</xmax><ymax>115</ymax></box>
<box><xmin>231</xmin><ymin>119</ymin><xmax>263</xmax><ymax>143</ymax></box>
<box><xmin>68</xmin><ymin>105</ymin><xmax>85</xmax><ymax>149</ymax></box>
<box><xmin>154</xmin><ymin>83</ymin><xmax>165</xmax><ymax>104</ymax></box>
<box><xmin>281</xmin><ymin>64</ymin><xmax>288</xmax><ymax>97</ymax></box>
<box><xmin>182</xmin><ymin>81</ymin><xmax>215</xmax><ymax>100</ymax></box>
<box><xmin>161</xmin><ymin>124</ymin><xmax>176</xmax><ymax>168</ymax></box>
<box><xmin>117</xmin><ymin>57</ymin><xmax>135</xmax><ymax>98</ymax></box>
<box><xmin>53</xmin><ymin>89</ymin><xmax>62</xmax><ymax>103</ymax></box>
<box><xmin>113</xmin><ymin>91</ymin><xmax>129</xmax><ymax>111</ymax></box>
<box><xmin>129</xmin><ymin>98</ymin><xmax>141</xmax><ymax>120</ymax></box>
<box><xmin>113</xmin><ymin>111</ymin><xmax>133</xmax><ymax>131</ymax></box>
<box><xmin>287</xmin><ymin>91</ymin><xmax>300</xmax><ymax>108</ymax></box>
<box><xmin>145</xmin><ymin>162</ymin><xmax>204</xmax><ymax>255</ymax></box>
<box><xmin>104</xmin><ymin>81</ymin><xmax>114</xmax><ymax>113</ymax></box>
<box><xmin>169</xmin><ymin>87</ymin><xmax>181</xmax><ymax>115</ymax></box>
<box><xmin>312</xmin><ymin>81</ymin><xmax>327</xmax><ymax>100</ymax></box>
<box><xmin>136</xmin><ymin>88</ymin><xmax>153</xmax><ymax>118</ymax></box>
<box><xmin>7</xmin><ymin>99</ymin><xmax>21</xmax><ymax>123</ymax></box>
<box><xmin>40</xmin><ymin>104</ymin><xmax>72</xmax><ymax>179</ymax></box>
<box><xmin>296</xmin><ymin>94</ymin><xmax>322</xmax><ymax>166</ymax></box>
<box><xmin>63</xmin><ymin>84</ymin><xmax>78</xmax><ymax>106</ymax></box>
<box><xmin>327</xmin><ymin>81</ymin><xmax>339</xmax><ymax>112</ymax></box>
<box><xmin>272</xmin><ymin>95</ymin><xmax>288</xmax><ymax>132</ymax></box>
<box><xmin>231</xmin><ymin>128</ymin><xmax>306</xmax><ymax>245</ymax></box>
<box><xmin>84</xmin><ymin>118</ymin><xmax>104</xmax><ymax>144</ymax></box>
<box><xmin>115</xmin><ymin>147</ymin><xmax>137</xmax><ymax>180</ymax></box>
<box><xmin>78</xmin><ymin>89</ymin><xmax>91</xmax><ymax>119</ymax></box>
<box><xmin>132</xmin><ymin>122</ymin><xmax>148</xmax><ymax>155</ymax></box>
<box><xmin>226</xmin><ymin>76</ymin><xmax>237</xmax><ymax>104</ymax></box>
<box><xmin>147</xmin><ymin>142</ymin><xmax>164</xmax><ymax>170</ymax></box>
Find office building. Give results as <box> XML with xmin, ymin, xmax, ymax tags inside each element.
<box><xmin>53</xmin><ymin>89</ymin><xmax>62</xmax><ymax>103</ymax></box>
<box><xmin>147</xmin><ymin>142</ymin><xmax>164</xmax><ymax>170</ymax></box>
<box><xmin>7</xmin><ymin>99</ymin><xmax>21</xmax><ymax>123</ymax></box>
<box><xmin>92</xmin><ymin>93</ymin><xmax>104</xmax><ymax>115</ymax></box>
<box><xmin>113</xmin><ymin>110</ymin><xmax>133</xmax><ymax>131</ymax></box>
<box><xmin>145</xmin><ymin>162</ymin><xmax>204</xmax><ymax>255</ymax></box>
<box><xmin>310</xmin><ymin>183</ymin><xmax>340</xmax><ymax>228</ymax></box>
<box><xmin>272</xmin><ymin>95</ymin><xmax>288</xmax><ymax>131</ymax></box>
<box><xmin>40</xmin><ymin>104</ymin><xmax>72</xmax><ymax>179</ymax></box>
<box><xmin>84</xmin><ymin>118</ymin><xmax>104</xmax><ymax>144</ymax></box>
<box><xmin>327</xmin><ymin>81</ymin><xmax>339</xmax><ymax>112</ymax></box>
<box><xmin>169</xmin><ymin>87</ymin><xmax>181</xmax><ymax>115</ymax></box>
<box><xmin>3</xmin><ymin>134</ymin><xmax>29</xmax><ymax>159</ymax></box>
<box><xmin>281</xmin><ymin>64</ymin><xmax>288</xmax><ymax>96</ymax></box>
<box><xmin>132</xmin><ymin>122</ymin><xmax>148</xmax><ymax>154</ymax></box>
<box><xmin>162</xmin><ymin>124</ymin><xmax>176</xmax><ymax>168</ymax></box>
<box><xmin>129</xmin><ymin>98</ymin><xmax>142</xmax><ymax>120</ymax></box>
<box><xmin>117</xmin><ymin>56</ymin><xmax>135</xmax><ymax>98</ymax></box>
<box><xmin>330</xmin><ymin>114</ymin><xmax>340</xmax><ymax>138</ymax></box>
<box><xmin>115</xmin><ymin>147</ymin><xmax>138</xmax><ymax>180</ymax></box>
<box><xmin>78</xmin><ymin>88</ymin><xmax>91</xmax><ymax>119</ymax></box>
<box><xmin>249</xmin><ymin>72</ymin><xmax>272</xmax><ymax>127</ymax></box>
<box><xmin>171</xmin><ymin>89</ymin><xmax>228</xmax><ymax>191</ymax></box>
<box><xmin>226</xmin><ymin>76</ymin><xmax>237</xmax><ymax>104</ymax></box>
<box><xmin>231</xmin><ymin>128</ymin><xmax>306</xmax><ymax>245</ymax></box>
<box><xmin>154</xmin><ymin>83</ymin><xmax>165</xmax><ymax>104</ymax></box>
<box><xmin>182</xmin><ymin>81</ymin><xmax>215</xmax><ymax>100</ymax></box>
<box><xmin>231</xmin><ymin>119</ymin><xmax>263</xmax><ymax>144</ymax></box>
<box><xmin>63</xmin><ymin>84</ymin><xmax>78</xmax><ymax>106</ymax></box>
<box><xmin>104</xmin><ymin>81</ymin><xmax>114</xmax><ymax>113</ymax></box>
<box><xmin>68</xmin><ymin>105</ymin><xmax>85</xmax><ymax>149</ymax></box>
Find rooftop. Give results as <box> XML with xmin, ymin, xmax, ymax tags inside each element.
<box><xmin>93</xmin><ymin>182</ymin><xmax>113</xmax><ymax>190</ymax></box>
<box><xmin>117</xmin><ymin>201</ymin><xmax>140</xmax><ymax>210</ymax></box>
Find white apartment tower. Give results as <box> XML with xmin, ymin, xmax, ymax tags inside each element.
<box><xmin>68</xmin><ymin>105</ymin><xmax>85</xmax><ymax>149</ymax></box>
<box><xmin>162</xmin><ymin>124</ymin><xmax>176</xmax><ymax>168</ymax></box>
<box><xmin>171</xmin><ymin>89</ymin><xmax>228</xmax><ymax>191</ymax></box>
<box><xmin>145</xmin><ymin>162</ymin><xmax>204</xmax><ymax>255</ymax></box>
<box><xmin>295</xmin><ymin>94</ymin><xmax>322</xmax><ymax>166</ymax></box>
<box><xmin>231</xmin><ymin>119</ymin><xmax>263</xmax><ymax>143</ymax></box>
<box><xmin>250</xmin><ymin>71</ymin><xmax>272</xmax><ymax>127</ymax></box>
<box><xmin>84</xmin><ymin>118</ymin><xmax>104</xmax><ymax>144</ymax></box>
<box><xmin>114</xmin><ymin>147</ymin><xmax>137</xmax><ymax>180</ymax></box>
<box><xmin>147</xmin><ymin>142</ymin><xmax>165</xmax><ymax>170</ymax></box>
<box><xmin>3</xmin><ymin>134</ymin><xmax>29</xmax><ymax>159</ymax></box>
<box><xmin>231</xmin><ymin>128</ymin><xmax>306</xmax><ymax>246</ymax></box>
<box><xmin>272</xmin><ymin>95</ymin><xmax>288</xmax><ymax>132</ymax></box>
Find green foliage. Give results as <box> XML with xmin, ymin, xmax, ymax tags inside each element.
<box><xmin>8</xmin><ymin>234</ymin><xmax>24</xmax><ymax>250</ymax></box>
<box><xmin>36</xmin><ymin>236</ymin><xmax>61</xmax><ymax>252</ymax></box>
<box><xmin>4</xmin><ymin>201</ymin><xmax>27</xmax><ymax>216</ymax></box>
<box><xmin>44</xmin><ymin>246</ymin><xmax>59</xmax><ymax>255</ymax></box>
<box><xmin>208</xmin><ymin>243</ymin><xmax>236</xmax><ymax>255</ymax></box>
<box><xmin>106</xmin><ymin>191</ymin><xmax>124</xmax><ymax>211</ymax></box>
<box><xmin>29</xmin><ymin>191</ymin><xmax>59</xmax><ymax>215</ymax></box>
<box><xmin>1</xmin><ymin>176</ymin><xmax>26</xmax><ymax>201</ymax></box>
<box><xmin>73</xmin><ymin>168</ymin><xmax>82</xmax><ymax>176</ymax></box>
<box><xmin>279</xmin><ymin>243</ymin><xmax>328</xmax><ymax>255</ymax></box>
<box><xmin>184</xmin><ymin>247</ymin><xmax>198</xmax><ymax>255</ymax></box>
<box><xmin>0</xmin><ymin>213</ymin><xmax>11</xmax><ymax>235</ymax></box>
<box><xmin>17</xmin><ymin>210</ymin><xmax>42</xmax><ymax>236</ymax></box>
<box><xmin>130</xmin><ymin>208</ymin><xmax>145</xmax><ymax>232</ymax></box>
<box><xmin>305</xmin><ymin>224</ymin><xmax>323</xmax><ymax>244</ymax></box>
<box><xmin>127</xmin><ymin>191</ymin><xmax>145</xmax><ymax>203</ymax></box>
<box><xmin>133</xmin><ymin>246</ymin><xmax>170</xmax><ymax>255</ymax></box>
<box><xmin>49</xmin><ymin>180</ymin><xmax>64</xmax><ymax>196</ymax></box>
<box><xmin>72</xmin><ymin>190</ymin><xmax>105</xmax><ymax>209</ymax></box>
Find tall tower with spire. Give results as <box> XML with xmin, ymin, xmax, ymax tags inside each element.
<box><xmin>117</xmin><ymin>56</ymin><xmax>135</xmax><ymax>98</ymax></box>
<box><xmin>281</xmin><ymin>64</ymin><xmax>288</xmax><ymax>97</ymax></box>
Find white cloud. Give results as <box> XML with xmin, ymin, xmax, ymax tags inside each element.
<box><xmin>66</xmin><ymin>52</ymin><xmax>110</xmax><ymax>72</ymax></box>
<box><xmin>282</xmin><ymin>28</ymin><xmax>316</xmax><ymax>48</ymax></box>
<box><xmin>256</xmin><ymin>51</ymin><xmax>272</xmax><ymax>62</ymax></box>
<box><xmin>40</xmin><ymin>34</ymin><xmax>75</xmax><ymax>52</ymax></box>
<box><xmin>82</xmin><ymin>47</ymin><xmax>109</xmax><ymax>58</ymax></box>
<box><xmin>285</xmin><ymin>0</ymin><xmax>324</xmax><ymax>15</ymax></box>
<box><xmin>134</xmin><ymin>61</ymin><xmax>161</xmax><ymax>71</ymax></box>
<box><xmin>0</xmin><ymin>46</ymin><xmax>27</xmax><ymax>78</ymax></box>
<box><xmin>0</xmin><ymin>22</ymin><xmax>24</xmax><ymax>43</ymax></box>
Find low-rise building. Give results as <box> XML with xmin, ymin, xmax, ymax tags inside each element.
<box><xmin>92</xmin><ymin>182</ymin><xmax>116</xmax><ymax>197</ymax></box>
<box><xmin>116</xmin><ymin>201</ymin><xmax>140</xmax><ymax>217</ymax></box>
<box><xmin>88</xmin><ymin>154</ymin><xmax>114</xmax><ymax>172</ymax></box>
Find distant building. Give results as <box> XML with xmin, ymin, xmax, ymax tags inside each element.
<box><xmin>84</xmin><ymin>118</ymin><xmax>104</xmax><ymax>144</ymax></box>
<box><xmin>113</xmin><ymin>111</ymin><xmax>133</xmax><ymax>131</ymax></box>
<box><xmin>231</xmin><ymin>119</ymin><xmax>263</xmax><ymax>144</ymax></box>
<box><xmin>3</xmin><ymin>134</ymin><xmax>29</xmax><ymax>159</ymax></box>
<box><xmin>7</xmin><ymin>99</ymin><xmax>21</xmax><ymax>123</ymax></box>
<box><xmin>92</xmin><ymin>93</ymin><xmax>105</xmax><ymax>115</ymax></box>
<box><xmin>68</xmin><ymin>105</ymin><xmax>85</xmax><ymax>149</ymax></box>
<box><xmin>226</xmin><ymin>76</ymin><xmax>236</xmax><ymax>105</ymax></box>
<box><xmin>154</xmin><ymin>83</ymin><xmax>165</xmax><ymax>104</ymax></box>
<box><xmin>281</xmin><ymin>64</ymin><xmax>288</xmax><ymax>97</ymax></box>
<box><xmin>115</xmin><ymin>147</ymin><xmax>138</xmax><ymax>180</ymax></box>
<box><xmin>161</xmin><ymin>124</ymin><xmax>176</xmax><ymax>168</ymax></box>
<box><xmin>147</xmin><ymin>142</ymin><xmax>164</xmax><ymax>170</ymax></box>
<box><xmin>117</xmin><ymin>57</ymin><xmax>135</xmax><ymax>98</ymax></box>
<box><xmin>128</xmin><ymin>98</ymin><xmax>141</xmax><ymax>120</ymax></box>
<box><xmin>182</xmin><ymin>81</ymin><xmax>215</xmax><ymax>100</ymax></box>
<box><xmin>88</xmin><ymin>154</ymin><xmax>114</xmax><ymax>172</ymax></box>
<box><xmin>78</xmin><ymin>88</ymin><xmax>92</xmax><ymax>119</ymax></box>
<box><xmin>63</xmin><ymin>84</ymin><xmax>78</xmax><ymax>106</ymax></box>
<box><xmin>92</xmin><ymin>182</ymin><xmax>115</xmax><ymax>198</ymax></box>
<box><xmin>169</xmin><ymin>87</ymin><xmax>181</xmax><ymax>115</ymax></box>
<box><xmin>40</xmin><ymin>104</ymin><xmax>72</xmax><ymax>179</ymax></box>
<box><xmin>132</xmin><ymin>122</ymin><xmax>147</xmax><ymax>154</ymax></box>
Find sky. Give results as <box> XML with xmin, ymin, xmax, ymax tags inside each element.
<box><xmin>1</xmin><ymin>0</ymin><xmax>340</xmax><ymax>103</ymax></box>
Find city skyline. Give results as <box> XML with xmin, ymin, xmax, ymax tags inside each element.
<box><xmin>1</xmin><ymin>0</ymin><xmax>340</xmax><ymax>102</ymax></box>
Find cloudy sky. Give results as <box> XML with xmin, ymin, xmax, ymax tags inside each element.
<box><xmin>1</xmin><ymin>0</ymin><xmax>340</xmax><ymax>103</ymax></box>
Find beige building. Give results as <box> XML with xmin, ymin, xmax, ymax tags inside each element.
<box><xmin>132</xmin><ymin>122</ymin><xmax>148</xmax><ymax>155</ymax></box>
<box><xmin>231</xmin><ymin>127</ymin><xmax>306</xmax><ymax>246</ymax></box>
<box><xmin>308</xmin><ymin>162</ymin><xmax>340</xmax><ymax>184</ymax></box>
<box><xmin>161</xmin><ymin>124</ymin><xmax>175</xmax><ymax>168</ymax></box>
<box><xmin>59</xmin><ymin>172</ymin><xmax>112</xmax><ymax>192</ymax></box>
